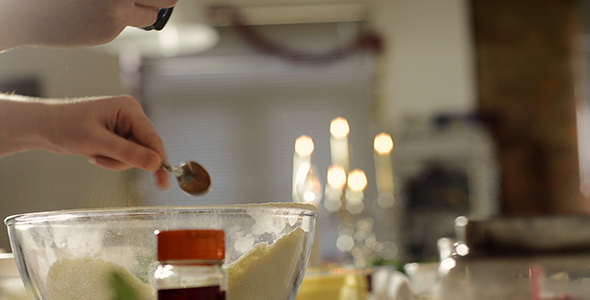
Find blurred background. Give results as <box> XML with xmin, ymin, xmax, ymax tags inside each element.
<box><xmin>1</xmin><ymin>0</ymin><xmax>589</xmax><ymax>269</ymax></box>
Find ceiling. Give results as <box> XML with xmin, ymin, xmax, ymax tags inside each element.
<box><xmin>172</xmin><ymin>0</ymin><xmax>370</xmax><ymax>26</ymax></box>
<box><xmin>201</xmin><ymin>0</ymin><xmax>369</xmax><ymax>7</ymax></box>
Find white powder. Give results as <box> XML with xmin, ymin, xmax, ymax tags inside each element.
<box><xmin>225</xmin><ymin>227</ymin><xmax>307</xmax><ymax>300</ymax></box>
<box><xmin>46</xmin><ymin>257</ymin><xmax>156</xmax><ymax>300</ymax></box>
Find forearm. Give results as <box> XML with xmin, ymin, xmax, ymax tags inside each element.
<box><xmin>0</xmin><ymin>0</ymin><xmax>177</xmax><ymax>51</ymax></box>
<box><xmin>0</xmin><ymin>1</ymin><xmax>35</xmax><ymax>51</ymax></box>
<box><xmin>0</xmin><ymin>0</ymin><xmax>109</xmax><ymax>50</ymax></box>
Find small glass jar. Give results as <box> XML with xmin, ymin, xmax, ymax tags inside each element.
<box><xmin>155</xmin><ymin>229</ymin><xmax>227</xmax><ymax>300</ymax></box>
<box><xmin>439</xmin><ymin>216</ymin><xmax>590</xmax><ymax>300</ymax></box>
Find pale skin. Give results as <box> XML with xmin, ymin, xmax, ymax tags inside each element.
<box><xmin>0</xmin><ymin>0</ymin><xmax>179</xmax><ymax>190</ymax></box>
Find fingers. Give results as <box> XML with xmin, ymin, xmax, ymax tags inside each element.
<box><xmin>90</xmin><ymin>156</ymin><xmax>132</xmax><ymax>171</ymax></box>
<box><xmin>91</xmin><ymin>155</ymin><xmax>170</xmax><ymax>190</ymax></box>
<box><xmin>93</xmin><ymin>130</ymin><xmax>162</xmax><ymax>172</ymax></box>
<box><xmin>129</xmin><ymin>120</ymin><xmax>170</xmax><ymax>190</ymax></box>
<box><xmin>155</xmin><ymin>168</ymin><xmax>170</xmax><ymax>190</ymax></box>
<box><xmin>126</xmin><ymin>109</ymin><xmax>168</xmax><ymax>169</ymax></box>
<box><xmin>100</xmin><ymin>96</ymin><xmax>170</xmax><ymax>190</ymax></box>
<box><xmin>129</xmin><ymin>110</ymin><xmax>170</xmax><ymax>190</ymax></box>
<box><xmin>92</xmin><ymin>132</ymin><xmax>171</xmax><ymax>191</ymax></box>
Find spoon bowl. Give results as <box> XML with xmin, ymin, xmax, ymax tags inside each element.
<box><xmin>162</xmin><ymin>161</ymin><xmax>211</xmax><ymax>196</ymax></box>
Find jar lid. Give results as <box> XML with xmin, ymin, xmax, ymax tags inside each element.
<box><xmin>157</xmin><ymin>230</ymin><xmax>225</xmax><ymax>261</ymax></box>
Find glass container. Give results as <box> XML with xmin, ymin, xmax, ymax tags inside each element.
<box><xmin>440</xmin><ymin>215</ymin><xmax>590</xmax><ymax>300</ymax></box>
<box><xmin>5</xmin><ymin>203</ymin><xmax>318</xmax><ymax>300</ymax></box>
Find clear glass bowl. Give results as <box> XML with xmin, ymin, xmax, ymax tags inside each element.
<box><xmin>5</xmin><ymin>203</ymin><xmax>318</xmax><ymax>300</ymax></box>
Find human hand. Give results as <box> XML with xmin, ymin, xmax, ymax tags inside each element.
<box><xmin>0</xmin><ymin>0</ymin><xmax>178</xmax><ymax>50</ymax></box>
<box><xmin>0</xmin><ymin>95</ymin><xmax>169</xmax><ymax>190</ymax></box>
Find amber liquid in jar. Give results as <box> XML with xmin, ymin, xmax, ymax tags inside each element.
<box><xmin>158</xmin><ymin>285</ymin><xmax>226</xmax><ymax>300</ymax></box>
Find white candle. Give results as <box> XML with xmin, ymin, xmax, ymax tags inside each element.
<box><xmin>324</xmin><ymin>165</ymin><xmax>346</xmax><ymax>212</ymax></box>
<box><xmin>327</xmin><ymin>165</ymin><xmax>347</xmax><ymax>190</ymax></box>
<box><xmin>347</xmin><ymin>169</ymin><xmax>367</xmax><ymax>193</ymax></box>
<box><xmin>330</xmin><ymin>117</ymin><xmax>350</xmax><ymax>173</ymax></box>
<box><xmin>293</xmin><ymin>135</ymin><xmax>314</xmax><ymax>202</ymax></box>
<box><xmin>346</xmin><ymin>169</ymin><xmax>367</xmax><ymax>214</ymax></box>
<box><xmin>373</xmin><ymin>133</ymin><xmax>395</xmax><ymax>194</ymax></box>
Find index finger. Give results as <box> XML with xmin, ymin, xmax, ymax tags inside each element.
<box><xmin>128</xmin><ymin>112</ymin><xmax>170</xmax><ymax>190</ymax></box>
<box><xmin>129</xmin><ymin>113</ymin><xmax>167</xmax><ymax>164</ymax></box>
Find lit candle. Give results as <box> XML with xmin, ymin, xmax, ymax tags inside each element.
<box><xmin>327</xmin><ymin>165</ymin><xmax>348</xmax><ymax>190</ymax></box>
<box><xmin>346</xmin><ymin>169</ymin><xmax>367</xmax><ymax>213</ymax></box>
<box><xmin>347</xmin><ymin>169</ymin><xmax>368</xmax><ymax>193</ymax></box>
<box><xmin>330</xmin><ymin>117</ymin><xmax>350</xmax><ymax>173</ymax></box>
<box><xmin>323</xmin><ymin>165</ymin><xmax>346</xmax><ymax>212</ymax></box>
<box><xmin>373</xmin><ymin>133</ymin><xmax>395</xmax><ymax>194</ymax></box>
<box><xmin>293</xmin><ymin>135</ymin><xmax>315</xmax><ymax>202</ymax></box>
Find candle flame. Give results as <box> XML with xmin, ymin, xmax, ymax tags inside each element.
<box><xmin>374</xmin><ymin>133</ymin><xmax>394</xmax><ymax>155</ymax></box>
<box><xmin>347</xmin><ymin>169</ymin><xmax>367</xmax><ymax>192</ymax></box>
<box><xmin>327</xmin><ymin>165</ymin><xmax>347</xmax><ymax>189</ymax></box>
<box><xmin>295</xmin><ymin>135</ymin><xmax>314</xmax><ymax>156</ymax></box>
<box><xmin>303</xmin><ymin>191</ymin><xmax>317</xmax><ymax>203</ymax></box>
<box><xmin>330</xmin><ymin>117</ymin><xmax>350</xmax><ymax>138</ymax></box>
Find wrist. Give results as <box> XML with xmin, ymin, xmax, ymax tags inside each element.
<box><xmin>0</xmin><ymin>97</ymin><xmax>49</xmax><ymax>155</ymax></box>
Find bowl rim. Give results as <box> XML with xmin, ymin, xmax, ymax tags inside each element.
<box><xmin>4</xmin><ymin>203</ymin><xmax>319</xmax><ymax>226</ymax></box>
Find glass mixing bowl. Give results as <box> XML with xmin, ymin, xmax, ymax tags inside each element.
<box><xmin>5</xmin><ymin>203</ymin><xmax>318</xmax><ymax>300</ymax></box>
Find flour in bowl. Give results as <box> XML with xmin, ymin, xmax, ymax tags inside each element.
<box><xmin>225</xmin><ymin>227</ymin><xmax>307</xmax><ymax>300</ymax></box>
<box><xmin>46</xmin><ymin>257</ymin><xmax>155</xmax><ymax>300</ymax></box>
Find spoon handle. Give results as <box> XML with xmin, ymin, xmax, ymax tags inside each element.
<box><xmin>161</xmin><ymin>161</ymin><xmax>173</xmax><ymax>172</ymax></box>
<box><xmin>161</xmin><ymin>162</ymin><xmax>183</xmax><ymax>177</ymax></box>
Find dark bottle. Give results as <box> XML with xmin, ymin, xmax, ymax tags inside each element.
<box><xmin>155</xmin><ymin>229</ymin><xmax>227</xmax><ymax>300</ymax></box>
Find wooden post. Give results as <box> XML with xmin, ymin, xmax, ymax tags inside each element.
<box><xmin>471</xmin><ymin>0</ymin><xmax>590</xmax><ymax>215</ymax></box>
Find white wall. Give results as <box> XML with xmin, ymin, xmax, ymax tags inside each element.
<box><xmin>0</xmin><ymin>47</ymin><xmax>122</xmax><ymax>98</ymax></box>
<box><xmin>369</xmin><ymin>0</ymin><xmax>476</xmax><ymax>131</ymax></box>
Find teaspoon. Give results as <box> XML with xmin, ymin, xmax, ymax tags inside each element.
<box><xmin>162</xmin><ymin>161</ymin><xmax>211</xmax><ymax>196</ymax></box>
